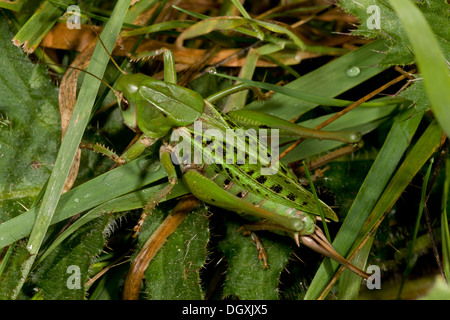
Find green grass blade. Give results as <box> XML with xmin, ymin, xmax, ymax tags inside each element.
<box><xmin>0</xmin><ymin>155</ymin><xmax>188</xmax><ymax>249</ymax></box>
<box><xmin>442</xmin><ymin>157</ymin><xmax>450</xmax><ymax>281</ymax></box>
<box><xmin>338</xmin><ymin>235</ymin><xmax>374</xmax><ymax>300</ymax></box>
<box><xmin>176</xmin><ymin>16</ymin><xmax>248</xmax><ymax>47</ymax></box>
<box><xmin>305</xmin><ymin>107</ymin><xmax>424</xmax><ymax>299</ymax></box>
<box><xmin>282</xmin><ymin>100</ymin><xmax>398</xmax><ymax>163</ymax></box>
<box><xmin>337</xmin><ymin>120</ymin><xmax>441</xmax><ymax>298</ymax></box>
<box><xmin>11</xmin><ymin>0</ymin><xmax>131</xmax><ymax>299</ymax></box>
<box><xmin>12</xmin><ymin>0</ymin><xmax>72</xmax><ymax>53</ymax></box>
<box><xmin>397</xmin><ymin>157</ymin><xmax>434</xmax><ymax>299</ymax></box>
<box><xmin>245</xmin><ymin>40</ymin><xmax>389</xmax><ymax>120</ymax></box>
<box><xmin>213</xmin><ymin>72</ymin><xmax>397</xmax><ymax>108</ymax></box>
<box><xmin>0</xmin><ymin>0</ymin><xmax>23</xmax><ymax>11</ymax></box>
<box><xmin>358</xmin><ymin>120</ymin><xmax>442</xmax><ymax>242</ymax></box>
<box><xmin>388</xmin><ymin>0</ymin><xmax>450</xmax><ymax>137</ymax></box>
<box><xmin>35</xmin><ymin>182</ymin><xmax>189</xmax><ymax>266</ymax></box>
<box><xmin>250</xmin><ymin>18</ymin><xmax>305</xmax><ymax>50</ymax></box>
<box><xmin>222</xmin><ymin>48</ymin><xmax>259</xmax><ymax>113</ymax></box>
<box><xmin>172</xmin><ymin>4</ymin><xmax>341</xmax><ymax>53</ymax></box>
<box><xmin>229</xmin><ymin>0</ymin><xmax>264</xmax><ymax>40</ymax></box>
<box><xmin>124</xmin><ymin>0</ymin><xmax>158</xmax><ymax>24</ymax></box>
<box><xmin>121</xmin><ymin>20</ymin><xmax>195</xmax><ymax>37</ymax></box>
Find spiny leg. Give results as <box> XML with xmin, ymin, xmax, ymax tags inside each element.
<box><xmin>132</xmin><ymin>182</ymin><xmax>176</xmax><ymax>237</ymax></box>
<box><xmin>80</xmin><ymin>135</ymin><xmax>158</xmax><ymax>165</ymax></box>
<box><xmin>250</xmin><ymin>232</ymin><xmax>269</xmax><ymax>269</ymax></box>
<box><xmin>239</xmin><ymin>222</ymin><xmax>370</xmax><ymax>278</ymax></box>
<box><xmin>80</xmin><ymin>142</ymin><xmax>124</xmax><ymax>164</ymax></box>
<box><xmin>127</xmin><ymin>48</ymin><xmax>177</xmax><ymax>85</ymax></box>
<box><xmin>237</xmin><ymin>221</ymin><xmax>300</xmax><ymax>269</ymax></box>
<box><xmin>133</xmin><ymin>143</ymin><xmax>178</xmax><ymax>237</ymax></box>
<box><xmin>237</xmin><ymin>226</ymin><xmax>269</xmax><ymax>269</ymax></box>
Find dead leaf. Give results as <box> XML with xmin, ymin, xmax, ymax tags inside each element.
<box><xmin>42</xmin><ymin>25</ymin><xmax>320</xmax><ymax>68</ymax></box>
<box><xmin>122</xmin><ymin>196</ymin><xmax>199</xmax><ymax>300</ymax></box>
<box><xmin>59</xmin><ymin>41</ymin><xmax>96</xmax><ymax>193</ymax></box>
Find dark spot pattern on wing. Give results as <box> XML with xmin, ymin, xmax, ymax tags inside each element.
<box><xmin>270</xmin><ymin>184</ymin><xmax>283</xmax><ymax>193</ymax></box>
<box><xmin>287</xmin><ymin>193</ymin><xmax>297</xmax><ymax>201</ymax></box>
<box><xmin>256</xmin><ymin>176</ymin><xmax>267</xmax><ymax>184</ymax></box>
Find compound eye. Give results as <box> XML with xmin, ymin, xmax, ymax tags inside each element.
<box><xmin>120</xmin><ymin>97</ymin><xmax>130</xmax><ymax>111</ymax></box>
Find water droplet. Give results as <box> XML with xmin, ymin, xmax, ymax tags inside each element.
<box><xmin>345</xmin><ymin>66</ymin><xmax>360</xmax><ymax>78</ymax></box>
<box><xmin>73</xmin><ymin>198</ymin><xmax>80</xmax><ymax>203</ymax></box>
<box><xmin>208</xmin><ymin>68</ymin><xmax>217</xmax><ymax>74</ymax></box>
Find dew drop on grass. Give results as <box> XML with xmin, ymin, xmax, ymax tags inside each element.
<box><xmin>345</xmin><ymin>66</ymin><xmax>361</xmax><ymax>78</ymax></box>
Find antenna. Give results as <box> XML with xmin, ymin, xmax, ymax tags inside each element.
<box><xmin>44</xmin><ymin>61</ymin><xmax>119</xmax><ymax>95</ymax></box>
<box><xmin>77</xmin><ymin>1</ymin><xmax>127</xmax><ymax>75</ymax></box>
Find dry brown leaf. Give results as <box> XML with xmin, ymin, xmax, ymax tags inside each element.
<box><xmin>42</xmin><ymin>25</ymin><xmax>319</xmax><ymax>67</ymax></box>
<box><xmin>41</xmin><ymin>23</ymin><xmax>99</xmax><ymax>52</ymax></box>
<box><xmin>122</xmin><ymin>196</ymin><xmax>200</xmax><ymax>300</ymax></box>
<box><xmin>59</xmin><ymin>41</ymin><xmax>96</xmax><ymax>193</ymax></box>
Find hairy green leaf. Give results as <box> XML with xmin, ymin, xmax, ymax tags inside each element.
<box><xmin>139</xmin><ymin>205</ymin><xmax>209</xmax><ymax>300</ymax></box>
<box><xmin>219</xmin><ymin>220</ymin><xmax>292</xmax><ymax>299</ymax></box>
<box><xmin>338</xmin><ymin>0</ymin><xmax>450</xmax><ymax>65</ymax></box>
<box><xmin>0</xmin><ymin>14</ymin><xmax>60</xmax><ymax>223</ymax></box>
<box><xmin>0</xmin><ymin>243</ymin><xmax>29</xmax><ymax>299</ymax></box>
<box><xmin>32</xmin><ymin>215</ymin><xmax>110</xmax><ymax>299</ymax></box>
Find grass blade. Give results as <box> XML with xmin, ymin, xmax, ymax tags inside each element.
<box><xmin>327</xmin><ymin>120</ymin><xmax>441</xmax><ymax>299</ymax></box>
<box><xmin>442</xmin><ymin>157</ymin><xmax>450</xmax><ymax>281</ymax></box>
<box><xmin>245</xmin><ymin>40</ymin><xmax>389</xmax><ymax>120</ymax></box>
<box><xmin>0</xmin><ymin>154</ymin><xmax>188</xmax><ymax>249</ymax></box>
<box><xmin>338</xmin><ymin>235</ymin><xmax>374</xmax><ymax>300</ymax></box>
<box><xmin>12</xmin><ymin>0</ymin><xmax>72</xmax><ymax>53</ymax></box>
<box><xmin>11</xmin><ymin>0</ymin><xmax>131</xmax><ymax>299</ymax></box>
<box><xmin>305</xmin><ymin>107</ymin><xmax>424</xmax><ymax>299</ymax></box>
<box><xmin>213</xmin><ymin>72</ymin><xmax>395</xmax><ymax>108</ymax></box>
<box><xmin>358</xmin><ymin>120</ymin><xmax>442</xmax><ymax>244</ymax></box>
<box><xmin>35</xmin><ymin>182</ymin><xmax>189</xmax><ymax>266</ymax></box>
<box><xmin>388</xmin><ymin>0</ymin><xmax>450</xmax><ymax>137</ymax></box>
<box><xmin>222</xmin><ymin>48</ymin><xmax>259</xmax><ymax>113</ymax></box>
<box><xmin>397</xmin><ymin>157</ymin><xmax>434</xmax><ymax>299</ymax></box>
